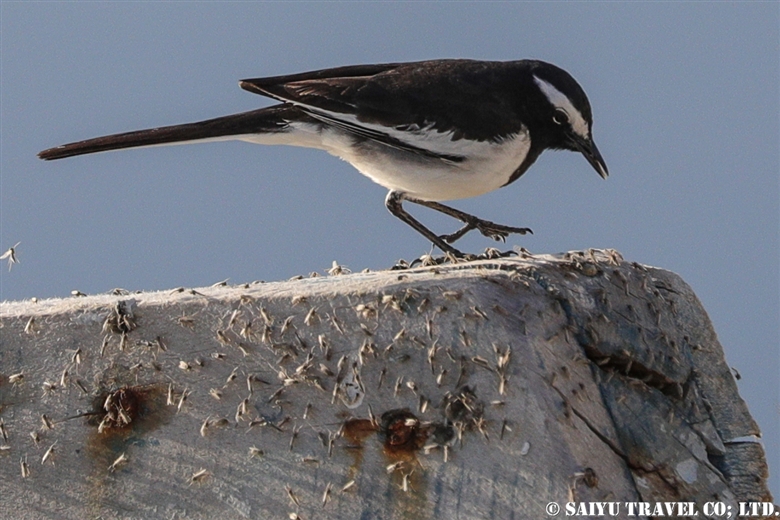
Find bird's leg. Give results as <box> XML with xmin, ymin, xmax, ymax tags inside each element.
<box><xmin>385</xmin><ymin>191</ymin><xmax>466</xmax><ymax>257</ymax></box>
<box><xmin>405</xmin><ymin>197</ymin><xmax>533</xmax><ymax>244</ymax></box>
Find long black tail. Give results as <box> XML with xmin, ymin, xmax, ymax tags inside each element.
<box><xmin>38</xmin><ymin>104</ymin><xmax>296</xmax><ymax>160</ymax></box>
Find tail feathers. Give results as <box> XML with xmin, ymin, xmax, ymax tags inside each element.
<box><xmin>38</xmin><ymin>105</ymin><xmax>295</xmax><ymax>160</ymax></box>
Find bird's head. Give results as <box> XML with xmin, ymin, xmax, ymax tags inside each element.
<box><xmin>529</xmin><ymin>62</ymin><xmax>608</xmax><ymax>179</ymax></box>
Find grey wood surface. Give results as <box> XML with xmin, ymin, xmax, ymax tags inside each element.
<box><xmin>0</xmin><ymin>250</ymin><xmax>771</xmax><ymax>519</ymax></box>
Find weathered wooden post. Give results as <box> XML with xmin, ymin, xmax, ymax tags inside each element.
<box><xmin>0</xmin><ymin>250</ymin><xmax>771</xmax><ymax>519</ymax></box>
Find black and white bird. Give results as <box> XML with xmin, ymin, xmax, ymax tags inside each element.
<box><xmin>39</xmin><ymin>59</ymin><xmax>608</xmax><ymax>256</ymax></box>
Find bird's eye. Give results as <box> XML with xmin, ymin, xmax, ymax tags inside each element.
<box><xmin>552</xmin><ymin>109</ymin><xmax>569</xmax><ymax>125</ymax></box>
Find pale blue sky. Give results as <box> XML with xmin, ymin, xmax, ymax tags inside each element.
<box><xmin>1</xmin><ymin>2</ymin><xmax>778</xmax><ymax>497</ymax></box>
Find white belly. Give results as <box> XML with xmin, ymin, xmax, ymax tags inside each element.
<box><xmin>239</xmin><ymin>122</ymin><xmax>531</xmax><ymax>202</ymax></box>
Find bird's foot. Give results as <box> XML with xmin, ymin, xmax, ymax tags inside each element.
<box><xmin>440</xmin><ymin>219</ymin><xmax>532</xmax><ymax>244</ymax></box>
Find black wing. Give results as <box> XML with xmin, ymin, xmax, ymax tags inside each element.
<box><xmin>239</xmin><ymin>59</ymin><xmax>527</xmax><ymax>143</ymax></box>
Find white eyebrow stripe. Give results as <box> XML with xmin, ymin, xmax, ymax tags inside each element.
<box><xmin>533</xmin><ymin>75</ymin><xmax>589</xmax><ymax>139</ymax></box>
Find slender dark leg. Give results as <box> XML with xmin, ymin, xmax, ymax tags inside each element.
<box><xmin>406</xmin><ymin>197</ymin><xmax>533</xmax><ymax>244</ymax></box>
<box><xmin>385</xmin><ymin>191</ymin><xmax>465</xmax><ymax>256</ymax></box>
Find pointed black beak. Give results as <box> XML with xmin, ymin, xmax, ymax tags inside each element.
<box><xmin>570</xmin><ymin>133</ymin><xmax>609</xmax><ymax>179</ymax></box>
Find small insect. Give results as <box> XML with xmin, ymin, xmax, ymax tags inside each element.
<box><xmin>227</xmin><ymin>308</ymin><xmax>241</xmax><ymax>327</ymax></box>
<box><xmin>108</xmin><ymin>452</ymin><xmax>129</xmax><ymax>473</ymax></box>
<box><xmin>381</xmin><ymin>294</ymin><xmax>402</xmax><ymax>312</ymax></box>
<box><xmin>386</xmin><ymin>461</ymin><xmax>405</xmax><ymax>474</ymax></box>
<box><xmin>377</xmin><ymin>367</ymin><xmax>386</xmax><ymax>390</ymax></box>
<box><xmin>189</xmin><ymin>468</ymin><xmax>209</xmax><ymax>485</ymax></box>
<box><xmin>117</xmin><ymin>407</ymin><xmax>131</xmax><ymax>427</ymax></box>
<box><xmin>41</xmin><ymin>414</ymin><xmax>53</xmax><ymax>430</ymax></box>
<box><xmin>0</xmin><ymin>242</ymin><xmax>21</xmax><ymax>271</ymax></box>
<box><xmin>256</xmin><ymin>307</ymin><xmax>272</xmax><ymax>327</ymax></box>
<box><xmin>354</xmin><ymin>303</ymin><xmax>376</xmax><ymax>320</ymax></box>
<box><xmin>280</xmin><ymin>316</ymin><xmax>295</xmax><ymax>336</ymax></box>
<box><xmin>75</xmin><ymin>379</ymin><xmax>88</xmax><ymax>394</ymax></box>
<box><xmin>359</xmin><ymin>339</ymin><xmax>377</xmax><ymax>360</ymax></box>
<box><xmin>177</xmin><ymin>314</ymin><xmax>197</xmax><ymax>329</ymax></box>
<box><xmin>455</xmin><ymin>361</ymin><xmax>468</xmax><ymax>387</ymax></box>
<box><xmin>239</xmin><ymin>320</ymin><xmax>255</xmax><ymax>341</ymax></box>
<box><xmin>289</xmin><ymin>425</ymin><xmax>301</xmax><ymax>451</ymax></box>
<box><xmin>286</xmin><ymin>485</ymin><xmax>300</xmax><ymax>507</ymax></box>
<box><xmin>24</xmin><ymin>317</ymin><xmax>38</xmax><ymax>335</ymax></box>
<box><xmin>20</xmin><ymin>455</ymin><xmax>30</xmax><ymax>478</ymax></box>
<box><xmin>333</xmin><ymin>356</ymin><xmax>349</xmax><ymax>379</ymax></box>
<box><xmin>427</xmin><ymin>342</ymin><xmax>439</xmax><ymax>372</ymax></box>
<box><xmin>500</xmin><ymin>419</ymin><xmax>510</xmax><ymax>440</ymax></box>
<box><xmin>268</xmin><ymin>386</ymin><xmax>285</xmax><ymax>403</ymax></box>
<box><xmin>291</xmin><ymin>295</ymin><xmax>307</xmax><ymax>306</ymax></box>
<box><xmin>0</xmin><ymin>420</ymin><xmax>7</xmax><ymax>442</ymax></box>
<box><xmin>419</xmin><ymin>395</ymin><xmax>429</xmax><ymax>414</ymax></box>
<box><xmin>436</xmin><ymin>368</ymin><xmax>447</xmax><ymax>387</ymax></box>
<box><xmin>327</xmin><ymin>432</ymin><xmax>335</xmax><ymax>458</ymax></box>
<box><xmin>59</xmin><ymin>366</ymin><xmax>70</xmax><ymax>387</ymax></box>
<box><xmin>400</xmin><ymin>471</ymin><xmax>414</xmax><ymax>493</ymax></box>
<box><xmin>71</xmin><ymin>290</ymin><xmax>87</xmax><ymax>297</ymax></box>
<box><xmin>471</xmin><ymin>306</ymin><xmax>489</xmax><ymax>320</ymax></box>
<box><xmin>321</xmin><ymin>482</ymin><xmax>333</xmax><ymax>507</ymax></box>
<box><xmin>235</xmin><ymin>398</ymin><xmax>250</xmax><ymax>422</ymax></box>
<box><xmin>328</xmin><ymin>313</ymin><xmax>345</xmax><ymax>335</ymax></box>
<box><xmin>166</xmin><ymin>383</ymin><xmax>174</xmax><ymax>406</ymax></box>
<box><xmin>359</xmin><ymin>323</ymin><xmax>373</xmax><ymax>336</ymax></box>
<box><xmin>200</xmin><ymin>417</ymin><xmax>212</xmax><ymax>437</ymax></box>
<box><xmin>319</xmin><ymin>363</ymin><xmax>334</xmax><ymax>377</ymax></box>
<box><xmin>303</xmin><ymin>402</ymin><xmax>312</xmax><ymax>420</ymax></box>
<box><xmin>304</xmin><ymin>307</ymin><xmax>318</xmax><ymax>326</ymax></box>
<box><xmin>394</xmin><ymin>376</ymin><xmax>403</xmax><ymax>397</ymax></box>
<box><xmin>442</xmin><ymin>290</ymin><xmax>461</xmax><ymax>301</ymax></box>
<box><xmin>341</xmin><ymin>480</ymin><xmax>355</xmax><ymax>493</ymax></box>
<box><xmin>405</xmin><ymin>380</ymin><xmax>418</xmax><ymax>395</ymax></box>
<box><xmin>495</xmin><ymin>345</ymin><xmax>511</xmax><ymax>372</ymax></box>
<box><xmin>327</xmin><ymin>260</ymin><xmax>350</xmax><ymax>276</ymax></box>
<box><xmin>601</xmin><ymin>248</ymin><xmax>622</xmax><ymax>266</ymax></box>
<box><xmin>216</xmin><ymin>330</ymin><xmax>231</xmax><ymax>345</ymax></box>
<box><xmin>71</xmin><ymin>348</ymin><xmax>82</xmax><ymax>365</ymax></box>
<box><xmin>582</xmin><ymin>468</ymin><xmax>599</xmax><ymax>488</ymax></box>
<box><xmin>9</xmin><ymin>372</ymin><xmax>24</xmax><ymax>385</ymax></box>
<box><xmin>422</xmin><ymin>443</ymin><xmax>439</xmax><ymax>455</ymax></box>
<box><xmin>30</xmin><ymin>431</ymin><xmax>40</xmax><ymax>446</ymax></box>
<box><xmin>226</xmin><ymin>367</ymin><xmax>239</xmax><ymax>385</ymax></box>
<box><xmin>100</xmin><ymin>336</ymin><xmax>110</xmax><ymax>357</ymax></box>
<box><xmin>177</xmin><ymin>389</ymin><xmax>190</xmax><ymax>413</ymax></box>
<box><xmin>249</xmin><ymin>446</ymin><xmax>264</xmax><ymax>458</ymax></box>
<box><xmin>41</xmin><ymin>442</ymin><xmax>56</xmax><ymax>465</ymax></box>
<box><xmin>471</xmin><ymin>356</ymin><xmax>492</xmax><ymax>371</ymax></box>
